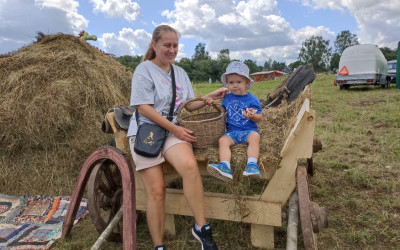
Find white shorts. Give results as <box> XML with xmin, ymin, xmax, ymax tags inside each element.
<box><xmin>128</xmin><ymin>133</ymin><xmax>191</xmax><ymax>171</ymax></box>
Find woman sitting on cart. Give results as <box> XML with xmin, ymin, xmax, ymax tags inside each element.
<box><xmin>126</xmin><ymin>24</ymin><xmax>227</xmax><ymax>250</ymax></box>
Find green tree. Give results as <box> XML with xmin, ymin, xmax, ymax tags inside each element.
<box><xmin>243</xmin><ymin>59</ymin><xmax>262</xmax><ymax>74</ymax></box>
<box><xmin>271</xmin><ymin>60</ymin><xmax>286</xmax><ymax>71</ymax></box>
<box><xmin>288</xmin><ymin>60</ymin><xmax>303</xmax><ymax>70</ymax></box>
<box><xmin>263</xmin><ymin>58</ymin><xmax>273</xmax><ymax>71</ymax></box>
<box><xmin>334</xmin><ymin>30</ymin><xmax>359</xmax><ymax>54</ymax></box>
<box><xmin>298</xmin><ymin>35</ymin><xmax>331</xmax><ymax>72</ymax></box>
<box><xmin>330</xmin><ymin>53</ymin><xmax>341</xmax><ymax>72</ymax></box>
<box><xmin>176</xmin><ymin>57</ymin><xmax>193</xmax><ymax>74</ymax></box>
<box><xmin>192</xmin><ymin>43</ymin><xmax>210</xmax><ymax>61</ymax></box>
<box><xmin>190</xmin><ymin>60</ymin><xmax>213</xmax><ymax>82</ymax></box>
<box><xmin>380</xmin><ymin>47</ymin><xmax>397</xmax><ymax>61</ymax></box>
<box><xmin>216</xmin><ymin>49</ymin><xmax>231</xmax><ymax>81</ymax></box>
<box><xmin>209</xmin><ymin>59</ymin><xmax>222</xmax><ymax>83</ymax></box>
<box><xmin>217</xmin><ymin>49</ymin><xmax>230</xmax><ymax>62</ymax></box>
<box><xmin>116</xmin><ymin>55</ymin><xmax>142</xmax><ymax>71</ymax></box>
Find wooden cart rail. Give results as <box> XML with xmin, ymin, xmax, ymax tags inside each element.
<box><xmin>63</xmin><ymin>86</ymin><xmax>325</xmax><ymax>249</ymax></box>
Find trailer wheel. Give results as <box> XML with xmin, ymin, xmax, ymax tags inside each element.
<box><xmin>385</xmin><ymin>79</ymin><xmax>390</xmax><ymax>88</ymax></box>
<box><xmin>339</xmin><ymin>85</ymin><xmax>344</xmax><ymax>90</ymax></box>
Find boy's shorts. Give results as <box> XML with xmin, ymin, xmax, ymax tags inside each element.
<box><xmin>223</xmin><ymin>130</ymin><xmax>258</xmax><ymax>144</ymax></box>
<box><xmin>128</xmin><ymin>133</ymin><xmax>191</xmax><ymax>171</ymax></box>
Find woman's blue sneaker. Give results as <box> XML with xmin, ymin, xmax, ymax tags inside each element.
<box><xmin>243</xmin><ymin>162</ymin><xmax>261</xmax><ymax>178</ymax></box>
<box><xmin>207</xmin><ymin>162</ymin><xmax>233</xmax><ymax>182</ymax></box>
<box><xmin>192</xmin><ymin>223</ymin><xmax>218</xmax><ymax>250</ymax></box>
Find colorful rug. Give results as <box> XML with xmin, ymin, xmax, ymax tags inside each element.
<box><xmin>0</xmin><ymin>194</ymin><xmax>89</xmax><ymax>250</ymax></box>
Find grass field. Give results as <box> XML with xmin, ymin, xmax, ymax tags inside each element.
<box><xmin>53</xmin><ymin>75</ymin><xmax>400</xmax><ymax>249</ymax></box>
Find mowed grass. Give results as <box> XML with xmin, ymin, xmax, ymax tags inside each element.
<box><xmin>53</xmin><ymin>75</ymin><xmax>400</xmax><ymax>249</ymax></box>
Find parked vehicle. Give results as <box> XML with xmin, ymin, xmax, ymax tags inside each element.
<box><xmin>387</xmin><ymin>60</ymin><xmax>397</xmax><ymax>83</ymax></box>
<box><xmin>334</xmin><ymin>44</ymin><xmax>389</xmax><ymax>90</ymax></box>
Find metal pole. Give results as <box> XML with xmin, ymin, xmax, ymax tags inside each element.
<box><xmin>286</xmin><ymin>189</ymin><xmax>299</xmax><ymax>250</ymax></box>
<box><xmin>91</xmin><ymin>206</ymin><xmax>124</xmax><ymax>250</ymax></box>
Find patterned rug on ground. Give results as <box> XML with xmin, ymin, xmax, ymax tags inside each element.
<box><xmin>0</xmin><ymin>194</ymin><xmax>89</xmax><ymax>250</ymax></box>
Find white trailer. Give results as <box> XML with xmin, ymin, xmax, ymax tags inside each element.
<box><xmin>334</xmin><ymin>44</ymin><xmax>390</xmax><ymax>90</ymax></box>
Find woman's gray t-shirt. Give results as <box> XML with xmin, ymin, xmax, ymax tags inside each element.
<box><xmin>127</xmin><ymin>60</ymin><xmax>194</xmax><ymax>137</ymax></box>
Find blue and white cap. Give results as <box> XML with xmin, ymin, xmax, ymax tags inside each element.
<box><xmin>221</xmin><ymin>61</ymin><xmax>254</xmax><ymax>90</ymax></box>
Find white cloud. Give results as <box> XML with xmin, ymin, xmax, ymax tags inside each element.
<box><xmin>90</xmin><ymin>0</ymin><xmax>141</xmax><ymax>21</ymax></box>
<box><xmin>98</xmin><ymin>28</ymin><xmax>151</xmax><ymax>56</ymax></box>
<box><xmin>98</xmin><ymin>26</ymin><xmax>188</xmax><ymax>58</ymax></box>
<box><xmin>0</xmin><ymin>0</ymin><xmax>87</xmax><ymax>54</ymax></box>
<box><xmin>291</xmin><ymin>26</ymin><xmax>335</xmax><ymax>44</ymax></box>
<box><xmin>302</xmin><ymin>0</ymin><xmax>400</xmax><ymax>48</ymax></box>
<box><xmin>162</xmin><ymin>0</ymin><xmax>297</xmax><ymax>64</ymax></box>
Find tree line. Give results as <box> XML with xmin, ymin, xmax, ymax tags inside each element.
<box><xmin>116</xmin><ymin>30</ymin><xmax>398</xmax><ymax>82</ymax></box>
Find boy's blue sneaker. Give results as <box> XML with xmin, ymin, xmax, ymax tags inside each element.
<box><xmin>154</xmin><ymin>245</ymin><xmax>165</xmax><ymax>250</ymax></box>
<box><xmin>243</xmin><ymin>162</ymin><xmax>261</xmax><ymax>178</ymax></box>
<box><xmin>207</xmin><ymin>162</ymin><xmax>233</xmax><ymax>182</ymax></box>
<box><xmin>192</xmin><ymin>223</ymin><xmax>218</xmax><ymax>250</ymax></box>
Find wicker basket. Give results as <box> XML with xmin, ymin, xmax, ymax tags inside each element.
<box><xmin>177</xmin><ymin>98</ymin><xmax>226</xmax><ymax>148</ymax></box>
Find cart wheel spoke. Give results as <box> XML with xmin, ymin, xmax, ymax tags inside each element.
<box><xmin>88</xmin><ymin>158</ymin><xmax>123</xmax><ymax>242</ymax></box>
<box><xmin>103</xmin><ymin>165</ymin><xmax>118</xmax><ymax>190</ymax></box>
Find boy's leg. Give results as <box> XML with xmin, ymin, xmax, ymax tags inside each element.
<box><xmin>243</xmin><ymin>132</ymin><xmax>261</xmax><ymax>178</ymax></box>
<box><xmin>246</xmin><ymin>132</ymin><xmax>260</xmax><ymax>158</ymax></box>
<box><xmin>207</xmin><ymin>136</ymin><xmax>236</xmax><ymax>182</ymax></box>
<box><xmin>219</xmin><ymin>135</ymin><xmax>236</xmax><ymax>162</ymax></box>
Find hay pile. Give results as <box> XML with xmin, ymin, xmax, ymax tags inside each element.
<box><xmin>0</xmin><ymin>33</ymin><xmax>132</xmax><ymax>195</ymax></box>
<box><xmin>0</xmin><ymin>32</ymin><xmax>310</xmax><ymax>199</ymax></box>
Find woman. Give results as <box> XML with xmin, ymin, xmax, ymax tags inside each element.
<box><xmin>127</xmin><ymin>24</ymin><xmax>227</xmax><ymax>250</ymax></box>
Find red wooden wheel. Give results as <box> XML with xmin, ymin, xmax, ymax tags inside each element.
<box><xmin>297</xmin><ymin>165</ymin><xmax>328</xmax><ymax>250</ymax></box>
<box><xmin>62</xmin><ymin>146</ymin><xmax>136</xmax><ymax>250</ymax></box>
<box><xmin>87</xmin><ymin>158</ymin><xmax>123</xmax><ymax>242</ymax></box>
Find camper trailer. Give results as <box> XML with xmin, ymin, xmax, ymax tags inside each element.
<box><xmin>334</xmin><ymin>44</ymin><xmax>389</xmax><ymax>90</ymax></box>
<box><xmin>387</xmin><ymin>60</ymin><xmax>397</xmax><ymax>83</ymax></box>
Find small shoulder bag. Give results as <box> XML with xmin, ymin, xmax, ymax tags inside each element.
<box><xmin>133</xmin><ymin>65</ymin><xmax>176</xmax><ymax>157</ymax></box>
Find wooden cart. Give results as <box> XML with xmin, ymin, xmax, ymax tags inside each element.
<box><xmin>62</xmin><ymin>86</ymin><xmax>327</xmax><ymax>249</ymax></box>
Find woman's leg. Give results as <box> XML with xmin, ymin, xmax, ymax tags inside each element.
<box><xmin>164</xmin><ymin>143</ymin><xmax>206</xmax><ymax>226</ymax></box>
<box><xmin>139</xmin><ymin>164</ymin><xmax>166</xmax><ymax>247</ymax></box>
<box><xmin>246</xmin><ymin>132</ymin><xmax>260</xmax><ymax>158</ymax></box>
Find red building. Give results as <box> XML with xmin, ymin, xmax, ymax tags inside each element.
<box><xmin>250</xmin><ymin>70</ymin><xmax>287</xmax><ymax>82</ymax></box>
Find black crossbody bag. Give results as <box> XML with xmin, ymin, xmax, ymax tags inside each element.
<box><xmin>133</xmin><ymin>65</ymin><xmax>176</xmax><ymax>157</ymax></box>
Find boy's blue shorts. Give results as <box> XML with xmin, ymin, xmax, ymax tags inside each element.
<box><xmin>223</xmin><ymin>130</ymin><xmax>258</xmax><ymax>145</ymax></box>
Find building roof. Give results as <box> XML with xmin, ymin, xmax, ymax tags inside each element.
<box><xmin>250</xmin><ymin>70</ymin><xmax>287</xmax><ymax>76</ymax></box>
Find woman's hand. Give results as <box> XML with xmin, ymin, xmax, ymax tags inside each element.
<box><xmin>172</xmin><ymin>125</ymin><xmax>197</xmax><ymax>143</ymax></box>
<box><xmin>205</xmin><ymin>87</ymin><xmax>228</xmax><ymax>100</ymax></box>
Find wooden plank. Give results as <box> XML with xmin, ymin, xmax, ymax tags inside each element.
<box><xmin>251</xmin><ymin>224</ymin><xmax>274</xmax><ymax>249</ymax></box>
<box><xmin>106</xmin><ymin>112</ymin><xmax>119</xmax><ymax>133</ymax></box>
<box><xmin>105</xmin><ymin>112</ymin><xmax>129</xmax><ymax>151</ymax></box>
<box><xmin>135</xmin><ymin>189</ymin><xmax>282</xmax><ymax>226</ymax></box>
<box><xmin>164</xmin><ymin>214</ymin><xmax>176</xmax><ymax>236</ymax></box>
<box><xmin>280</xmin><ymin>98</ymin><xmax>310</xmax><ymax>158</ymax></box>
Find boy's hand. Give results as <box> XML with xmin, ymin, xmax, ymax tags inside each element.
<box><xmin>243</xmin><ymin>108</ymin><xmax>257</xmax><ymax>118</ymax></box>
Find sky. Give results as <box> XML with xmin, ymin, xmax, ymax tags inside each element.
<box><xmin>1</xmin><ymin>0</ymin><xmax>399</xmax><ymax>66</ymax></box>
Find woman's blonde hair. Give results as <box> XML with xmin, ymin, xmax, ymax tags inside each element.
<box><xmin>142</xmin><ymin>25</ymin><xmax>180</xmax><ymax>61</ymax></box>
